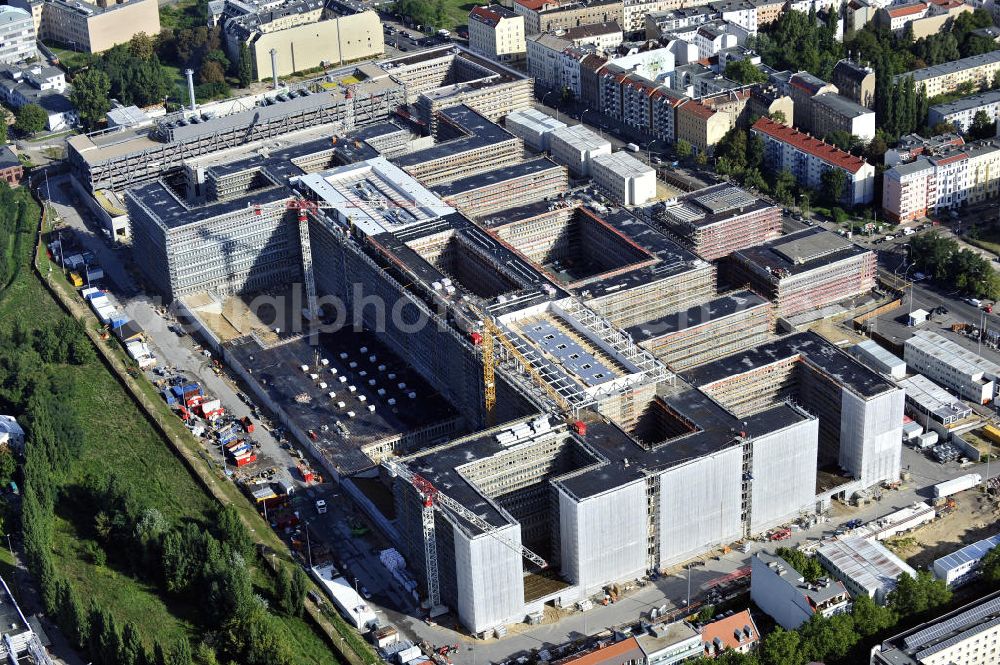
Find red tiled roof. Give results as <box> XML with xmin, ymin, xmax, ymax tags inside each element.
<box><xmin>560</xmin><ymin>638</ymin><xmax>644</xmax><ymax>665</ymax></box>
<box><xmin>702</xmin><ymin>610</ymin><xmax>759</xmax><ymax>655</ymax></box>
<box><xmin>933</xmin><ymin>152</ymin><xmax>968</xmax><ymax>166</ymax></box>
<box><xmin>886</xmin><ymin>3</ymin><xmax>927</xmax><ymax>18</ymax></box>
<box><xmin>470</xmin><ymin>6</ymin><xmax>502</xmax><ymax>25</ymax></box>
<box><xmin>752</xmin><ymin>117</ymin><xmax>870</xmax><ymax>174</ymax></box>
<box><xmin>515</xmin><ymin>0</ymin><xmax>557</xmax><ymax>10</ymax></box>
<box><xmin>679</xmin><ymin>99</ymin><xmax>716</xmax><ymax>120</ymax></box>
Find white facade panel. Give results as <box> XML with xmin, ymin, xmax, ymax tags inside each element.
<box><xmin>658</xmin><ymin>445</ymin><xmax>743</xmax><ymax>567</ymax></box>
<box><xmin>454</xmin><ymin>524</ymin><xmax>525</xmax><ymax>634</ymax></box>
<box><xmin>750</xmin><ymin>416</ymin><xmax>819</xmax><ymax>533</ymax></box>
<box><xmin>558</xmin><ymin>479</ymin><xmax>648</xmax><ymax>593</ymax></box>
<box><xmin>839</xmin><ymin>388</ymin><xmax>904</xmax><ymax>488</ymax></box>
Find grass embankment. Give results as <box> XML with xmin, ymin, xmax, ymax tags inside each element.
<box><xmin>0</xmin><ymin>184</ymin><xmax>346</xmax><ymax>664</ymax></box>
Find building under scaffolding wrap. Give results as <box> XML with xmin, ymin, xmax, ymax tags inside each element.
<box><xmin>728</xmin><ymin>227</ymin><xmax>877</xmax><ymax>319</ymax></box>
<box><xmin>68</xmin><ymin>72</ymin><xmax>404</xmax><ymax>194</ymax></box>
<box><xmin>121</xmin><ymin>94</ymin><xmax>894</xmax><ymax>636</ymax></box>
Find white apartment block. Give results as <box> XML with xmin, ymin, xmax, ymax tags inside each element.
<box><xmin>526</xmin><ymin>32</ymin><xmax>573</xmax><ymax>88</ymax></box>
<box><xmin>468</xmin><ymin>5</ymin><xmax>526</xmax><ymax>64</ymax></box>
<box><xmin>897</xmin><ymin>50</ymin><xmax>1000</xmax><ymax>99</ymax></box>
<box><xmin>622</xmin><ymin>0</ymin><xmax>674</xmax><ymax>33</ymax></box>
<box><xmin>0</xmin><ymin>6</ymin><xmax>34</xmax><ymax>65</ymax></box>
<box><xmin>872</xmin><ymin>592</ymin><xmax>1000</xmax><ymax>665</ymax></box>
<box><xmin>751</xmin><ymin>117</ymin><xmax>876</xmax><ymax>206</ymax></box>
<box><xmin>904</xmin><ymin>330</ymin><xmax>1000</xmax><ymax>404</ymax></box>
<box><xmin>882</xmin><ymin>138</ymin><xmax>1000</xmax><ymax>222</ymax></box>
<box><xmin>590</xmin><ymin>150</ymin><xmax>656</xmax><ymax>205</ymax></box>
<box><xmin>549</xmin><ymin>123</ymin><xmax>611</xmax><ymax>176</ymax></box>
<box><xmin>928</xmin><ymin>90</ymin><xmax>1000</xmax><ymax>133</ymax></box>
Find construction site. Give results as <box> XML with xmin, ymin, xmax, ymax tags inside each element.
<box><xmin>104</xmin><ymin>48</ymin><xmax>895</xmax><ymax>638</ymax></box>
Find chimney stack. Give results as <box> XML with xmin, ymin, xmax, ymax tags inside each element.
<box><xmin>185</xmin><ymin>69</ymin><xmax>196</xmax><ymax>111</ymax></box>
<box><xmin>270</xmin><ymin>49</ymin><xmax>279</xmax><ymax>89</ymax></box>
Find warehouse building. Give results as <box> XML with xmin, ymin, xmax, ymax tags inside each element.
<box><xmin>848</xmin><ymin>339</ymin><xmax>906</xmax><ymax>380</ymax></box>
<box><xmin>933</xmin><ymin>534</ymin><xmax>1000</xmax><ymax>587</ymax></box>
<box><xmin>897</xmin><ymin>373</ymin><xmax>974</xmax><ymax>425</ymax></box>
<box><xmin>903</xmin><ymin>330</ymin><xmax>1000</xmax><ymax>404</ymax></box>
<box><xmin>751</xmin><ymin>552</ymin><xmax>850</xmax><ymax>629</ymax></box>
<box><xmin>589</xmin><ymin>151</ymin><xmax>656</xmax><ymax>206</ymax></box>
<box><xmin>434</xmin><ymin>158</ymin><xmax>570</xmax><ymax>218</ymax></box>
<box><xmin>548</xmin><ymin>124</ymin><xmax>612</xmax><ymax>176</ymax></box>
<box><xmin>816</xmin><ymin>536</ymin><xmax>915</xmax><ymax>604</ymax></box>
<box><xmin>504</xmin><ymin>108</ymin><xmax>567</xmax><ymax>151</ymax></box>
<box><xmin>657</xmin><ymin>184</ymin><xmax>782</xmax><ymax>261</ymax></box>
<box><xmin>872</xmin><ymin>590</ymin><xmax>1000</xmax><ymax>664</ymax></box>
<box><xmin>728</xmin><ymin>228</ymin><xmax>876</xmax><ymax>320</ymax></box>
<box><xmin>626</xmin><ymin>290</ymin><xmax>773</xmax><ymax>371</ymax></box>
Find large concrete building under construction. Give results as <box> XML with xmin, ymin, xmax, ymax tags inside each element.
<box><xmin>119</xmin><ymin>62</ymin><xmax>896</xmax><ymax>636</ymax></box>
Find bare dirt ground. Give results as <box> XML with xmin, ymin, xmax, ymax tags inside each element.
<box><xmin>885</xmin><ymin>490</ymin><xmax>1000</xmax><ymax>569</ymax></box>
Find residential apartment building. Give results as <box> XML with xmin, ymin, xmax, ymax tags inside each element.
<box><xmin>701</xmin><ymin>611</ymin><xmax>759</xmax><ymax>658</ymax></box>
<box><xmin>645</xmin><ymin>6</ymin><xmax>715</xmax><ymax>38</ymax></box>
<box><xmin>468</xmin><ymin>5</ymin><xmax>526</xmax><ymax>64</ymax></box>
<box><xmin>872</xmin><ymin>591</ymin><xmax>1000</xmax><ymax>665</ymax></box>
<box><xmin>28</xmin><ymin>0</ymin><xmax>160</xmax><ymax>54</ymax></box>
<box><xmin>928</xmin><ymin>89</ymin><xmax>1000</xmax><ymax>133</ymax></box>
<box><xmin>751</xmin><ymin>117</ymin><xmax>876</xmax><ymax>206</ymax></box>
<box><xmin>533</xmin><ymin>0</ymin><xmax>624</xmax><ymax>35</ymax></box>
<box><xmin>832</xmin><ymin>58</ymin><xmax>876</xmax><ymax>108</ymax></box>
<box><xmin>904</xmin><ymin>330</ymin><xmax>1000</xmax><ymax>404</ymax></box>
<box><xmin>0</xmin><ymin>6</ymin><xmax>34</xmax><ymax>65</ymax></box>
<box><xmin>787</xmin><ymin>71</ymin><xmax>838</xmax><ymax>130</ymax></box>
<box><xmin>752</xmin><ymin>0</ymin><xmax>786</xmax><ymax>26</ymax></box>
<box><xmin>882</xmin><ymin>138</ymin><xmax>1000</xmax><ymax>221</ymax></box>
<box><xmin>896</xmin><ymin>50</ymin><xmax>1000</xmax><ymax>98</ymax></box>
<box><xmin>622</xmin><ymin>0</ymin><xmax>674</xmax><ymax>33</ymax></box>
<box><xmin>675</xmin><ymin>89</ymin><xmax>750</xmax><ymax>155</ymax></box>
<box><xmin>0</xmin><ymin>63</ymin><xmax>74</xmax><ymax>130</ymax></box>
<box><xmin>874</xmin><ymin>1</ymin><xmax>929</xmax><ymax>33</ymax></box>
<box><xmin>562</xmin><ymin>20</ymin><xmax>622</xmax><ymax>51</ymax></box>
<box><xmin>751</xmin><ymin>552</ymin><xmax>851</xmax><ymax>630</ymax></box>
<box><xmin>526</xmin><ymin>32</ymin><xmax>573</xmax><ymax>88</ymax></box>
<box><xmin>810</xmin><ymin>92</ymin><xmax>876</xmax><ymax>142</ymax></box>
<box><xmin>845</xmin><ymin>0</ymin><xmax>878</xmax><ymax>32</ymax></box>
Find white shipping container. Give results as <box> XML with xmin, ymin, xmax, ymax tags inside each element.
<box><xmin>934</xmin><ymin>474</ymin><xmax>982</xmax><ymax>498</ymax></box>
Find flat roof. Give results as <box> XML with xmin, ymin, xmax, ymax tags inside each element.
<box><xmin>126</xmin><ymin>180</ymin><xmax>292</xmax><ymax>229</ymax></box>
<box><xmin>897</xmin><ymin>374</ymin><xmax>973</xmax><ymax>422</ymax></box>
<box><xmin>934</xmin><ymin>534</ymin><xmax>1000</xmax><ymax>575</ymax></box>
<box><xmin>685</xmin><ymin>331</ymin><xmax>899</xmax><ymax>400</ymax></box>
<box><xmin>661</xmin><ymin>183</ymin><xmax>775</xmax><ymax>230</ymax></box>
<box><xmin>812</xmin><ymin>92</ymin><xmax>874</xmax><ymax>119</ymax></box>
<box><xmin>895</xmin><ymin>50</ymin><xmax>1000</xmax><ymax>84</ymax></box>
<box><xmin>756</xmin><ymin>551</ymin><xmax>849</xmax><ymax>605</ymax></box>
<box><xmin>550</xmin><ymin>123</ymin><xmax>611</xmax><ymax>152</ymax></box>
<box><xmin>228</xmin><ymin>331</ymin><xmax>460</xmax><ymax>475</ymax></box>
<box><xmin>294</xmin><ymin>156</ymin><xmax>456</xmax><ymax>237</ymax></box>
<box><xmin>433</xmin><ymin>157</ymin><xmax>564</xmax><ymax>198</ymax></box>
<box><xmin>393</xmin><ymin>105</ymin><xmax>515</xmax><ymax>168</ymax></box>
<box><xmin>817</xmin><ymin>536</ymin><xmax>915</xmax><ymax>594</ymax></box>
<box><xmin>626</xmin><ymin>290</ymin><xmax>769</xmax><ymax>340</ymax></box>
<box><xmin>929</xmin><ymin>89</ymin><xmax>1000</xmax><ymax>117</ymax></box>
<box><xmin>875</xmin><ymin>591</ymin><xmax>1000</xmax><ymax>664</ymax></box>
<box><xmin>591</xmin><ymin>151</ymin><xmax>655</xmax><ymax>178</ymax></box>
<box><xmin>905</xmin><ymin>330</ymin><xmax>1000</xmax><ymax>380</ymax></box>
<box><xmin>734</xmin><ymin>227</ymin><xmax>871</xmax><ymax>277</ymax></box>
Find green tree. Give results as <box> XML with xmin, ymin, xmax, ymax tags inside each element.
<box><xmin>979</xmin><ymin>543</ymin><xmax>1000</xmax><ymax>587</ymax></box>
<box><xmin>198</xmin><ymin>59</ymin><xmax>225</xmax><ymax>85</ymax></box>
<box><xmin>768</xmin><ymin>110</ymin><xmax>787</xmax><ymax>125</ymax></box>
<box><xmin>969</xmin><ymin>110</ymin><xmax>996</xmax><ymax>140</ymax></box>
<box><xmin>820</xmin><ymin>167</ymin><xmax>848</xmax><ymax>206</ymax></box>
<box><xmin>238</xmin><ymin>43</ymin><xmax>253</xmax><ymax>88</ymax></box>
<box><xmin>70</xmin><ymin>68</ymin><xmax>112</xmax><ymax>131</ymax></box>
<box><xmin>215</xmin><ymin>505</ymin><xmax>253</xmax><ymax>559</ymax></box>
<box><xmin>0</xmin><ymin>115</ymin><xmax>7</xmax><ymax>145</ymax></box>
<box><xmin>851</xmin><ymin>593</ymin><xmax>897</xmax><ymax>638</ymax></box>
<box><xmin>13</xmin><ymin>104</ymin><xmax>46</xmax><ymax>135</ymax></box>
<box><xmin>799</xmin><ymin>613</ymin><xmax>858</xmax><ymax>661</ymax></box>
<box><xmin>128</xmin><ymin>32</ymin><xmax>156</xmax><ymax>60</ymax></box>
<box><xmin>676</xmin><ymin>139</ymin><xmax>693</xmax><ymax>160</ymax></box>
<box><xmin>166</xmin><ymin>638</ymin><xmax>193</xmax><ymax>665</ymax></box>
<box><xmin>772</xmin><ymin>169</ymin><xmax>797</xmax><ymax>205</ymax></box>
<box><xmin>55</xmin><ymin>580</ymin><xmax>89</xmax><ymax>649</ymax></box>
<box><xmin>119</xmin><ymin>621</ymin><xmax>143</xmax><ymax>665</ymax></box>
<box><xmin>760</xmin><ymin>627</ymin><xmax>806</xmax><ymax>665</ymax></box>
<box><xmin>889</xmin><ymin>570</ymin><xmax>952</xmax><ymax>617</ymax></box>
<box><xmin>725</xmin><ymin>59</ymin><xmax>768</xmax><ymax>84</ymax></box>
<box><xmin>776</xmin><ymin>547</ymin><xmax>824</xmax><ymax>582</ymax></box>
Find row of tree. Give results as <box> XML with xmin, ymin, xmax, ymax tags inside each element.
<box><xmin>909</xmin><ymin>232</ymin><xmax>1000</xmax><ymax>299</ymax></box>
